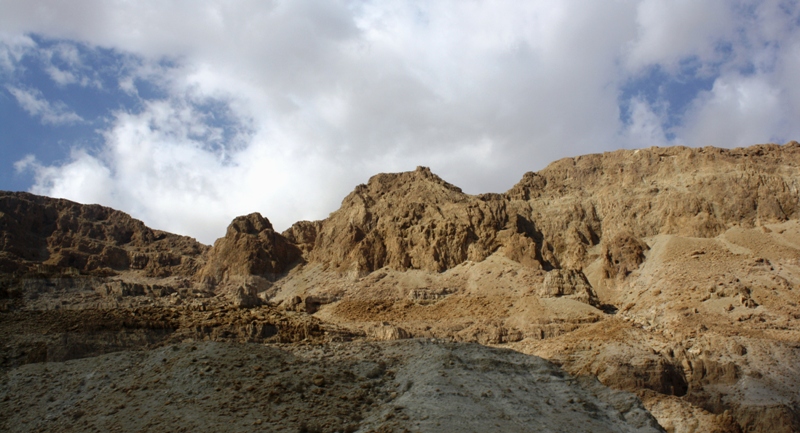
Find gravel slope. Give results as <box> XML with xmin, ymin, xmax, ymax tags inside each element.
<box><xmin>1</xmin><ymin>339</ymin><xmax>663</xmax><ymax>433</ymax></box>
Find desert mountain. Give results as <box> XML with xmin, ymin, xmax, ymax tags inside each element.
<box><xmin>2</xmin><ymin>141</ymin><xmax>800</xmax><ymax>432</ymax></box>
<box><xmin>0</xmin><ymin>191</ymin><xmax>206</xmax><ymax>279</ymax></box>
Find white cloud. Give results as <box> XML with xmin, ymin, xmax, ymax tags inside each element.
<box><xmin>0</xmin><ymin>33</ymin><xmax>35</xmax><ymax>74</ymax></box>
<box><xmin>623</xmin><ymin>97</ymin><xmax>671</xmax><ymax>149</ymax></box>
<box><xmin>38</xmin><ymin>42</ymin><xmax>105</xmax><ymax>88</ymax></box>
<box><xmin>4</xmin><ymin>0</ymin><xmax>800</xmax><ymax>242</ymax></box>
<box><xmin>20</xmin><ymin>98</ymin><xmax>358</xmax><ymax>243</ymax></box>
<box><xmin>21</xmin><ymin>151</ymin><xmax>114</xmax><ymax>205</ymax></box>
<box><xmin>679</xmin><ymin>74</ymin><xmax>787</xmax><ymax>148</ymax></box>
<box><xmin>118</xmin><ymin>76</ymin><xmax>136</xmax><ymax>94</ymax></box>
<box><xmin>13</xmin><ymin>154</ymin><xmax>37</xmax><ymax>173</ymax></box>
<box><xmin>7</xmin><ymin>86</ymin><xmax>84</xmax><ymax>125</ymax></box>
<box><xmin>626</xmin><ymin>0</ymin><xmax>735</xmax><ymax>73</ymax></box>
<box><xmin>45</xmin><ymin>65</ymin><xmax>77</xmax><ymax>85</ymax></box>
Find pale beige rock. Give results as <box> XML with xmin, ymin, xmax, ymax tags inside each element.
<box><xmin>367</xmin><ymin>323</ymin><xmax>410</xmax><ymax>341</ymax></box>
<box><xmin>540</xmin><ymin>268</ymin><xmax>598</xmax><ymax>305</ymax></box>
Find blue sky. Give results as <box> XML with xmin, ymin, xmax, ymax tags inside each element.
<box><xmin>2</xmin><ymin>0</ymin><xmax>800</xmax><ymax>243</ymax></box>
<box><xmin>619</xmin><ymin>64</ymin><xmax>717</xmax><ymax>140</ymax></box>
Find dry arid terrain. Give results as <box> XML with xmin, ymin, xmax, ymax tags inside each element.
<box><xmin>2</xmin><ymin>142</ymin><xmax>800</xmax><ymax>432</ymax></box>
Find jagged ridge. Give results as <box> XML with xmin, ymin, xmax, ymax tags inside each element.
<box><xmin>0</xmin><ymin>191</ymin><xmax>207</xmax><ymax>279</ymax></box>
<box><xmin>3</xmin><ymin>141</ymin><xmax>800</xmax><ymax>433</ymax></box>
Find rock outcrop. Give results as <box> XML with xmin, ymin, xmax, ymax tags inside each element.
<box><xmin>540</xmin><ymin>268</ymin><xmax>598</xmax><ymax>305</ymax></box>
<box><xmin>287</xmin><ymin>166</ymin><xmax>547</xmax><ymax>273</ymax></box>
<box><xmin>200</xmin><ymin>213</ymin><xmax>301</xmax><ymax>281</ymax></box>
<box><xmin>0</xmin><ymin>191</ymin><xmax>207</xmax><ymax>278</ymax></box>
<box><xmin>197</xmin><ymin>213</ymin><xmax>301</xmax><ymax>305</ymax></box>
<box><xmin>507</xmin><ymin>142</ymin><xmax>800</xmax><ymax>269</ymax></box>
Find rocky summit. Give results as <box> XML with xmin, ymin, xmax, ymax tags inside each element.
<box><xmin>2</xmin><ymin>141</ymin><xmax>800</xmax><ymax>432</ymax></box>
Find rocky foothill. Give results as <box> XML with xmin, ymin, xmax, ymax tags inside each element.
<box><xmin>2</xmin><ymin>141</ymin><xmax>800</xmax><ymax>432</ymax></box>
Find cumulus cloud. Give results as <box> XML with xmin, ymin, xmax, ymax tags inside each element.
<box><xmin>622</xmin><ymin>97</ymin><xmax>671</xmax><ymax>148</ymax></box>
<box><xmin>3</xmin><ymin>0</ymin><xmax>800</xmax><ymax>242</ymax></box>
<box><xmin>7</xmin><ymin>86</ymin><xmax>84</xmax><ymax>125</ymax></box>
<box><xmin>20</xmin><ymin>151</ymin><xmax>114</xmax><ymax>205</ymax></box>
<box><xmin>625</xmin><ymin>0</ymin><xmax>736</xmax><ymax>73</ymax></box>
<box><xmin>679</xmin><ymin>74</ymin><xmax>787</xmax><ymax>147</ymax></box>
<box><xmin>18</xmin><ymin>98</ymin><xmax>357</xmax><ymax>243</ymax></box>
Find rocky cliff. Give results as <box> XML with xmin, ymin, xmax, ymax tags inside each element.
<box><xmin>288</xmin><ymin>166</ymin><xmax>545</xmax><ymax>274</ymax></box>
<box><xmin>283</xmin><ymin>142</ymin><xmax>799</xmax><ymax>276</ymax></box>
<box><xmin>269</xmin><ymin>141</ymin><xmax>800</xmax><ymax>433</ymax></box>
<box><xmin>2</xmin><ymin>141</ymin><xmax>800</xmax><ymax>432</ymax></box>
<box><xmin>508</xmin><ymin>143</ymin><xmax>800</xmax><ymax>269</ymax></box>
<box><xmin>0</xmin><ymin>191</ymin><xmax>207</xmax><ymax>279</ymax></box>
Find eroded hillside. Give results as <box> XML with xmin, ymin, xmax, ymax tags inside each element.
<box><xmin>2</xmin><ymin>141</ymin><xmax>800</xmax><ymax>432</ymax></box>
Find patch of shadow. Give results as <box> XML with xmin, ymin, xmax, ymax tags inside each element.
<box><xmin>599</xmin><ymin>304</ymin><xmax>618</xmax><ymax>315</ymax></box>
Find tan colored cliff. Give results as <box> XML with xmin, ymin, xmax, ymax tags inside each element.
<box><xmin>265</xmin><ymin>141</ymin><xmax>800</xmax><ymax>433</ymax></box>
<box><xmin>2</xmin><ymin>141</ymin><xmax>800</xmax><ymax>432</ymax></box>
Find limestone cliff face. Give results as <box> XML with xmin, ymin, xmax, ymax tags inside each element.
<box><xmin>5</xmin><ymin>142</ymin><xmax>799</xmax><ymax>284</ymax></box>
<box><xmin>283</xmin><ymin>143</ymin><xmax>800</xmax><ymax>277</ymax></box>
<box><xmin>0</xmin><ymin>192</ymin><xmax>206</xmax><ymax>278</ymax></box>
<box><xmin>291</xmin><ymin>166</ymin><xmax>547</xmax><ymax>273</ymax></box>
<box><xmin>3</xmin><ymin>142</ymin><xmax>800</xmax><ymax>433</ymax></box>
<box><xmin>508</xmin><ymin>142</ymin><xmax>800</xmax><ymax>269</ymax></box>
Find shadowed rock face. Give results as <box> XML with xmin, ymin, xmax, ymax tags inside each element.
<box><xmin>0</xmin><ymin>191</ymin><xmax>207</xmax><ymax>278</ymax></box>
<box><xmin>196</xmin><ymin>212</ymin><xmax>303</xmax><ymax>307</ymax></box>
<box><xmin>198</xmin><ymin>213</ymin><xmax>301</xmax><ymax>283</ymax></box>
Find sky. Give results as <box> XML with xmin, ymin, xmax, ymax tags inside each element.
<box><xmin>1</xmin><ymin>0</ymin><xmax>800</xmax><ymax>244</ymax></box>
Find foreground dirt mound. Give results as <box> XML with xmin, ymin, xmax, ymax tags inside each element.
<box><xmin>0</xmin><ymin>339</ymin><xmax>664</xmax><ymax>433</ymax></box>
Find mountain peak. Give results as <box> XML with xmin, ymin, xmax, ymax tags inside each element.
<box><xmin>227</xmin><ymin>212</ymin><xmax>273</xmax><ymax>236</ymax></box>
